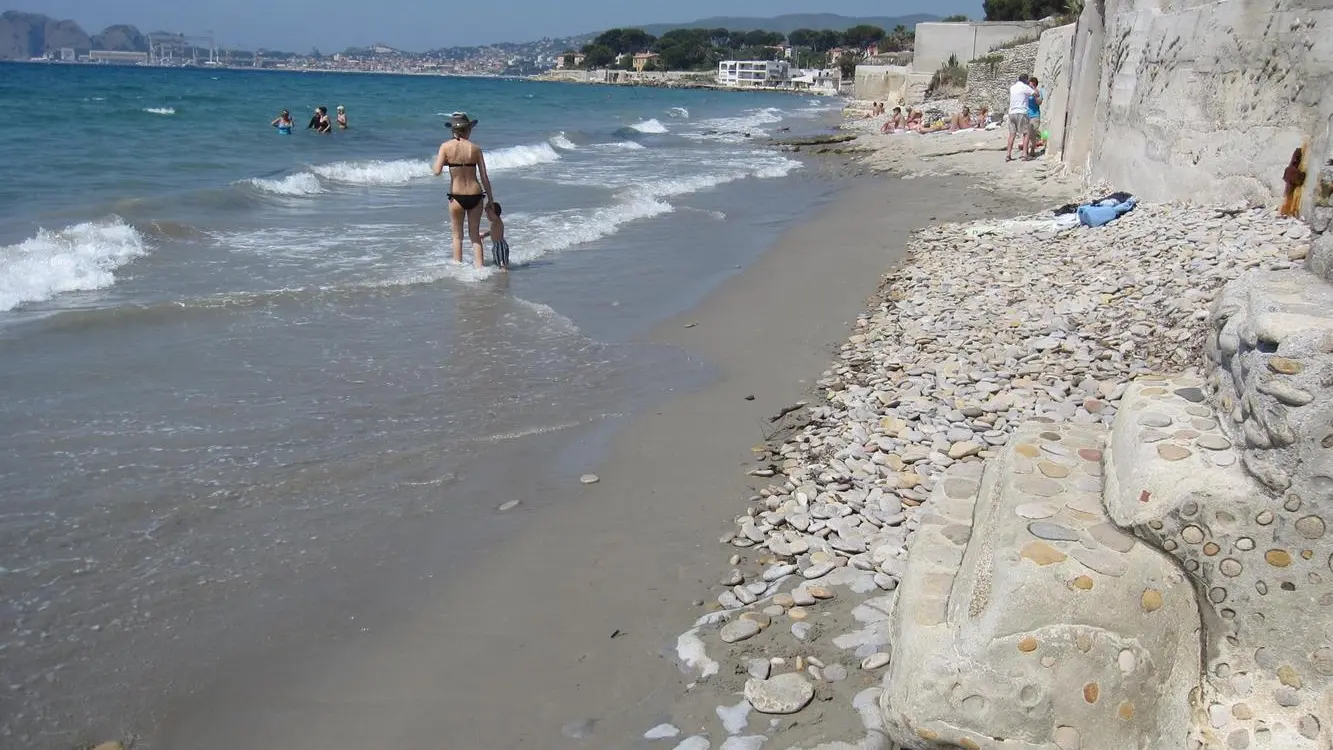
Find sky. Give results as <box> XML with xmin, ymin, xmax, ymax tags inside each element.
<box><xmin>12</xmin><ymin>0</ymin><xmax>985</xmax><ymax>52</ymax></box>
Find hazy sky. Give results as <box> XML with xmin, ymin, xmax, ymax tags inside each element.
<box><xmin>14</xmin><ymin>0</ymin><xmax>985</xmax><ymax>52</ymax></box>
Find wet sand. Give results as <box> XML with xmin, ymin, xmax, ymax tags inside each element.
<box><xmin>152</xmin><ymin>174</ymin><xmax>1035</xmax><ymax>749</ymax></box>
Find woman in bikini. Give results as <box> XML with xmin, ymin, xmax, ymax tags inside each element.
<box><xmin>432</xmin><ymin>112</ymin><xmax>495</xmax><ymax>267</ymax></box>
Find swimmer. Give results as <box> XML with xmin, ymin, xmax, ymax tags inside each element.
<box><xmin>481</xmin><ymin>201</ymin><xmax>509</xmax><ymax>270</ymax></box>
<box><xmin>307</xmin><ymin>106</ymin><xmax>331</xmax><ymax>133</ymax></box>
<box><xmin>271</xmin><ymin>109</ymin><xmax>293</xmax><ymax>134</ymax></box>
<box><xmin>336</xmin><ymin>105</ymin><xmax>348</xmax><ymax>129</ymax></box>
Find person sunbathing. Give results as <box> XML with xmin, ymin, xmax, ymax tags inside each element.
<box><xmin>973</xmin><ymin>106</ymin><xmax>991</xmax><ymax>128</ymax></box>
<box><xmin>950</xmin><ymin>106</ymin><xmax>973</xmax><ymax>131</ymax></box>
<box><xmin>881</xmin><ymin>107</ymin><xmax>905</xmax><ymax>133</ymax></box>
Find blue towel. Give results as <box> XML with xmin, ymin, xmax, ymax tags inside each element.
<box><xmin>1078</xmin><ymin>197</ymin><xmax>1138</xmax><ymax>227</ymax></box>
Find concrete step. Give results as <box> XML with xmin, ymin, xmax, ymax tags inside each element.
<box><xmin>881</xmin><ymin>421</ymin><xmax>1199</xmax><ymax>750</ymax></box>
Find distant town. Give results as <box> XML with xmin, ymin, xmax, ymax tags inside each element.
<box><xmin>1</xmin><ymin>9</ymin><xmax>938</xmax><ymax>93</ymax></box>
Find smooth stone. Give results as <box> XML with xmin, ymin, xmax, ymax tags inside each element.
<box><xmin>1018</xmin><ymin>477</ymin><xmax>1064</xmax><ymax>497</ymax></box>
<box><xmin>1156</xmin><ymin>444</ymin><xmax>1192</xmax><ymax>461</ymax></box>
<box><xmin>791</xmin><ymin>622</ymin><xmax>814</xmax><ymax>641</ymax></box>
<box><xmin>1258</xmin><ymin>379</ymin><xmax>1314</xmax><ymax>406</ymax></box>
<box><xmin>807</xmin><ymin>585</ymin><xmax>835</xmax><ymax>599</ymax></box>
<box><xmin>1174</xmin><ymin>387</ymin><xmax>1205</xmax><ymax>403</ymax></box>
<box><xmin>1196</xmin><ymin>434</ymin><xmax>1232</xmax><ymax>451</ymax></box>
<box><xmin>773</xmin><ymin>593</ymin><xmax>796</xmax><ymax>608</ymax></box>
<box><xmin>1073</xmin><ymin>547</ymin><xmax>1129</xmax><ymax>577</ymax></box>
<box><xmin>721</xmin><ymin>618</ymin><xmax>763</xmax><ymax>643</ymax></box>
<box><xmin>791</xmin><ymin>589</ymin><xmax>817</xmax><ymax>606</ymax></box>
<box><xmin>1268</xmin><ymin>356</ymin><xmax>1304</xmax><ymax>375</ymax></box>
<box><xmin>1020</xmin><ymin>541</ymin><xmax>1067</xmax><ymax>566</ymax></box>
<box><xmin>822</xmin><ymin>664</ymin><xmax>848</xmax><ymax>682</ymax></box>
<box><xmin>763</xmin><ymin>564</ymin><xmax>797</xmax><ymax>582</ymax></box>
<box><xmin>1038</xmin><ymin>461</ymin><xmax>1070</xmax><ymax>479</ymax></box>
<box><xmin>734</xmin><ymin>586</ymin><xmax>757</xmax><ymax>605</ymax></box>
<box><xmin>740</xmin><ymin>612</ymin><xmax>772</xmax><ymax>628</ymax></box>
<box><xmin>788</xmin><ymin>606</ymin><xmax>809</xmax><ymax>621</ymax></box>
<box><xmin>861</xmin><ymin>652</ymin><xmax>891</xmax><ymax>670</ymax></box>
<box><xmin>1138</xmin><ymin>413</ymin><xmax>1173</xmax><ymax>428</ymax></box>
<box><xmin>497</xmin><ymin>500</ymin><xmax>521</xmax><ymax>512</ymax></box>
<box><xmin>580</xmin><ymin>474</ymin><xmax>601</xmax><ymax>484</ymax></box>
<box><xmin>802</xmin><ymin>563</ymin><xmax>835</xmax><ymax>580</ymax></box>
<box><xmin>1028</xmin><ymin>521</ymin><xmax>1080</xmax><ymax>542</ymax></box>
<box><xmin>763</xmin><ymin>604</ymin><xmax>785</xmax><ymax>617</ymax></box>
<box><xmin>748</xmin><ymin>658</ymin><xmax>771</xmax><ymax>680</ymax></box>
<box><xmin>1015</xmin><ymin>502</ymin><xmax>1059</xmax><ymax>519</ymax></box>
<box><xmin>722</xmin><ymin>570</ymin><xmax>744</xmax><ymax>586</ymax></box>
<box><xmin>1090</xmin><ymin>523</ymin><xmax>1136</xmax><ymax>553</ymax></box>
<box><xmin>948</xmin><ymin>441</ymin><xmax>983</xmax><ymax>459</ymax></box>
<box><xmin>744</xmin><ymin>673</ymin><xmax>815</xmax><ymax>714</ymax></box>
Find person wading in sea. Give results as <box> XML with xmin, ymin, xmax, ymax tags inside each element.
<box><xmin>432</xmin><ymin>112</ymin><xmax>495</xmax><ymax>268</ymax></box>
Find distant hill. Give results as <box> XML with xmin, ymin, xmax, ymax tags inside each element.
<box><xmin>623</xmin><ymin>13</ymin><xmax>942</xmax><ymax>37</ymax></box>
<box><xmin>0</xmin><ymin>11</ymin><xmax>148</xmax><ymax>59</ymax></box>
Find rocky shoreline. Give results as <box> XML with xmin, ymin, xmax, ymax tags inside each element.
<box><xmin>634</xmin><ymin>182</ymin><xmax>1312</xmax><ymax>747</ymax></box>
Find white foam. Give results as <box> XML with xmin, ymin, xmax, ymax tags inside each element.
<box><xmin>245</xmin><ymin>173</ymin><xmax>324</xmax><ymax>196</ymax></box>
<box><xmin>685</xmin><ymin>107</ymin><xmax>786</xmax><ymax>142</ymax></box>
<box><xmin>589</xmin><ymin>141</ymin><xmax>645</xmax><ymax>151</ymax></box>
<box><xmin>0</xmin><ymin>219</ymin><xmax>148</xmax><ymax>311</ymax></box>
<box><xmin>630</xmin><ymin>118</ymin><xmax>668</xmax><ymax>134</ymax></box>
<box><xmin>509</xmin><ymin>196</ymin><xmax>672</xmax><ymax>265</ymax></box>
<box><xmin>311</xmin><ymin>159</ymin><xmax>429</xmax><ymax>186</ymax></box>
<box><xmin>486</xmin><ymin>142</ymin><xmax>561</xmax><ymax>171</ymax></box>
<box><xmin>675</xmin><ymin>629</ymin><xmax>719</xmax><ymax>678</ymax></box>
<box><xmin>549</xmin><ymin>133</ymin><xmax>578</xmax><ymax>150</ymax></box>
<box><xmin>716</xmin><ymin>700</ymin><xmax>751</xmax><ymax>734</ymax></box>
<box><xmin>143</xmin><ymin>107</ymin><xmax>175</xmax><ymax>115</ymax></box>
<box><xmin>667</xmin><ymin>106</ymin><xmax>690</xmax><ymax>118</ymax></box>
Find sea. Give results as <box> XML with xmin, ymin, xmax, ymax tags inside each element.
<box><xmin>0</xmin><ymin>63</ymin><xmax>846</xmax><ymax>746</ymax></box>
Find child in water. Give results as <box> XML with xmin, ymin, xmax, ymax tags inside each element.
<box><xmin>481</xmin><ymin>202</ymin><xmax>510</xmax><ymax>270</ymax></box>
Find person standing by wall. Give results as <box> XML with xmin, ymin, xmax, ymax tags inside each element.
<box><xmin>1026</xmin><ymin>76</ymin><xmax>1044</xmax><ymax>157</ymax></box>
<box><xmin>1006</xmin><ymin>74</ymin><xmax>1035</xmax><ymax>162</ymax></box>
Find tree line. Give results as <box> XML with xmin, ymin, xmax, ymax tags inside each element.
<box><xmin>572</xmin><ymin>23</ymin><xmax>922</xmax><ymax>72</ymax></box>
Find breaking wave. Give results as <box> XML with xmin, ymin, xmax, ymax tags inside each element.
<box><xmin>629</xmin><ymin>118</ymin><xmax>669</xmax><ymax>134</ymax></box>
<box><xmin>244</xmin><ymin>173</ymin><xmax>325</xmax><ymax>196</ymax></box>
<box><xmin>0</xmin><ymin>219</ymin><xmax>148</xmax><ymax>311</ymax></box>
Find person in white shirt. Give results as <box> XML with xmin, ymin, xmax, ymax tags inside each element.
<box><xmin>1006</xmin><ymin>74</ymin><xmax>1036</xmax><ymax>162</ymax></box>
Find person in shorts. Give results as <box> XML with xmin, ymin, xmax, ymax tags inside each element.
<box><xmin>1006</xmin><ymin>74</ymin><xmax>1035</xmax><ymax>161</ymax></box>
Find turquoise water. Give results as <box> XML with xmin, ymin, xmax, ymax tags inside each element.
<box><xmin>0</xmin><ymin>63</ymin><xmax>844</xmax><ymax>747</ymax></box>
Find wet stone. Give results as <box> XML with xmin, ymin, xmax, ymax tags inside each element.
<box><xmin>1028</xmin><ymin>521</ymin><xmax>1081</xmax><ymax>542</ymax></box>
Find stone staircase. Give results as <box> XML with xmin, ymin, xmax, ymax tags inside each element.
<box><xmin>879</xmin><ymin>270</ymin><xmax>1333</xmax><ymax>749</ymax></box>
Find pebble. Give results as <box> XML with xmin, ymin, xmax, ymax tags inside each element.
<box><xmin>748</xmin><ymin>658</ymin><xmax>771</xmax><ymax>680</ymax></box>
<box><xmin>822</xmin><ymin>664</ymin><xmax>849</xmax><ymax>682</ymax></box>
<box><xmin>579</xmin><ymin>474</ymin><xmax>600</xmax><ymax>484</ymax></box>
<box><xmin>744</xmin><ymin>673</ymin><xmax>816</xmax><ymax>714</ymax></box>
<box><xmin>862</xmin><ymin>652</ymin><xmax>891</xmax><ymax>670</ymax></box>
<box><xmin>699</xmin><ymin>201</ymin><xmax>1307</xmax><ymax>748</ymax></box>
<box><xmin>802</xmin><ymin>563</ymin><xmax>835</xmax><ymax>580</ymax></box>
<box><xmin>720</xmin><ymin>618</ymin><xmax>763</xmax><ymax>643</ymax></box>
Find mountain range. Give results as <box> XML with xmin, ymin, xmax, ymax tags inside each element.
<box><xmin>629</xmin><ymin>13</ymin><xmax>942</xmax><ymax>37</ymax></box>
<box><xmin>0</xmin><ymin>9</ymin><xmax>947</xmax><ymax>61</ymax></box>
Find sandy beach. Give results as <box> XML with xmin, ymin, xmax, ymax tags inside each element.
<box><xmin>146</xmin><ymin>168</ymin><xmax>1037</xmax><ymax>749</ymax></box>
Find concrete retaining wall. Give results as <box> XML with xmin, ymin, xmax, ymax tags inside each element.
<box><xmin>854</xmin><ymin>65</ymin><xmax>910</xmax><ymax>104</ymax></box>
<box><xmin>1033</xmin><ymin>24</ymin><xmax>1076</xmax><ymax>156</ymax></box>
<box><xmin>913</xmin><ymin>21</ymin><xmax>1046</xmax><ymax>75</ymax></box>
<box><xmin>1060</xmin><ymin>0</ymin><xmax>1333</xmax><ymax>205</ymax></box>
<box><xmin>962</xmin><ymin>40</ymin><xmax>1040</xmax><ymax>119</ymax></box>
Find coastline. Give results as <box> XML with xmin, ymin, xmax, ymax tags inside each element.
<box><xmin>146</xmin><ymin>172</ymin><xmax>1038</xmax><ymax>749</ymax></box>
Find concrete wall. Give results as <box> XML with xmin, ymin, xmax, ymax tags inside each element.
<box><xmin>962</xmin><ymin>40</ymin><xmax>1040</xmax><ymax>119</ymax></box>
<box><xmin>854</xmin><ymin>65</ymin><xmax>910</xmax><ymax>104</ymax></box>
<box><xmin>1060</xmin><ymin>0</ymin><xmax>1333</xmax><ymax>205</ymax></box>
<box><xmin>1033</xmin><ymin>24</ymin><xmax>1076</xmax><ymax>157</ymax></box>
<box><xmin>912</xmin><ymin>21</ymin><xmax>1046</xmax><ymax>75</ymax></box>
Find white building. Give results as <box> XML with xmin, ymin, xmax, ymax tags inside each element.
<box><xmin>717</xmin><ymin>59</ymin><xmax>791</xmax><ymax>88</ymax></box>
<box><xmin>790</xmin><ymin>68</ymin><xmax>841</xmax><ymax>96</ymax></box>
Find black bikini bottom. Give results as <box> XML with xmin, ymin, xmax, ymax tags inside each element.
<box><xmin>448</xmin><ymin>193</ymin><xmax>485</xmax><ymax>211</ymax></box>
